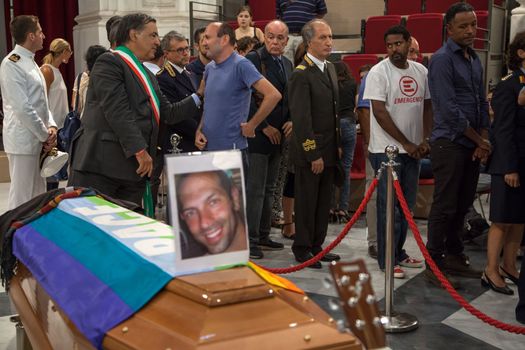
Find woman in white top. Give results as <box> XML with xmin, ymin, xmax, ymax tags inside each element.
<box><xmin>40</xmin><ymin>38</ymin><xmax>72</xmax><ymax>129</ymax></box>
<box><xmin>40</xmin><ymin>38</ymin><xmax>72</xmax><ymax>189</ymax></box>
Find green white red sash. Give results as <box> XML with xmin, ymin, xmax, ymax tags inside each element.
<box><xmin>113</xmin><ymin>46</ymin><xmax>160</xmax><ymax>124</ymax></box>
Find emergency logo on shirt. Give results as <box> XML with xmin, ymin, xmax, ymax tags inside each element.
<box><xmin>399</xmin><ymin>76</ymin><xmax>418</xmax><ymax>97</ymax></box>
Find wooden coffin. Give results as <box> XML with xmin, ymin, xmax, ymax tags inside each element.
<box><xmin>9</xmin><ymin>264</ymin><xmax>362</xmax><ymax>350</ymax></box>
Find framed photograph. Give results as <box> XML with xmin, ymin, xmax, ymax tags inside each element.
<box><xmin>165</xmin><ymin>150</ymin><xmax>249</xmax><ymax>275</ymax></box>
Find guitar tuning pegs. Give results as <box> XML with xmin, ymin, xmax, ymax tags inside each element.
<box><xmin>355</xmin><ymin>319</ymin><xmax>366</xmax><ymax>331</ymax></box>
<box><xmin>340</xmin><ymin>275</ymin><xmax>351</xmax><ymax>286</ymax></box>
<box><xmin>336</xmin><ymin>319</ymin><xmax>347</xmax><ymax>332</ymax></box>
<box><xmin>322</xmin><ymin>276</ymin><xmax>333</xmax><ymax>289</ymax></box>
<box><xmin>358</xmin><ymin>272</ymin><xmax>369</xmax><ymax>283</ymax></box>
<box><xmin>373</xmin><ymin>317</ymin><xmax>383</xmax><ymax>328</ymax></box>
<box><xmin>328</xmin><ymin>298</ymin><xmax>341</xmax><ymax>311</ymax></box>
<box><xmin>347</xmin><ymin>297</ymin><xmax>358</xmax><ymax>308</ymax></box>
<box><xmin>380</xmin><ymin>316</ymin><xmax>390</xmax><ymax>326</ymax></box>
<box><xmin>366</xmin><ymin>294</ymin><xmax>376</xmax><ymax>305</ymax></box>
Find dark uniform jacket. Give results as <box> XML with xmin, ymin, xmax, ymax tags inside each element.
<box><xmin>288</xmin><ymin>55</ymin><xmax>340</xmax><ymax>167</ymax></box>
<box><xmin>488</xmin><ymin>69</ymin><xmax>525</xmax><ymax>175</ymax></box>
<box><xmin>156</xmin><ymin>62</ymin><xmax>201</xmax><ymax>152</ymax></box>
<box><xmin>70</xmin><ymin>52</ymin><xmax>199</xmax><ymax>182</ymax></box>
<box><xmin>245</xmin><ymin>46</ymin><xmax>293</xmax><ymax>154</ymax></box>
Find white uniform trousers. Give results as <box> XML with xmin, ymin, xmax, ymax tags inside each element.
<box><xmin>7</xmin><ymin>153</ymin><xmax>46</xmax><ymax>210</ymax></box>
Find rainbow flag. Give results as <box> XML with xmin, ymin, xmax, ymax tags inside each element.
<box><xmin>13</xmin><ymin>196</ymin><xmax>175</xmax><ymax>349</ymax></box>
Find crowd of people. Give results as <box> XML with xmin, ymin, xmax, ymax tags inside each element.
<box><xmin>1</xmin><ymin>0</ymin><xmax>524</xmax><ymax>324</ymax></box>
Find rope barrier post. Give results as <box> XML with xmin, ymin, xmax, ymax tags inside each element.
<box><xmin>382</xmin><ymin>145</ymin><xmax>418</xmax><ymax>333</ymax></box>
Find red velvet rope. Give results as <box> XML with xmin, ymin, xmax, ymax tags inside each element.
<box><xmin>393</xmin><ymin>179</ymin><xmax>525</xmax><ymax>334</ymax></box>
<box><xmin>253</xmin><ymin>178</ymin><xmax>379</xmax><ymax>274</ymax></box>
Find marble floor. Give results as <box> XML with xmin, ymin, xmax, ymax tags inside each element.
<box><xmin>0</xmin><ymin>182</ymin><xmax>523</xmax><ymax>349</ymax></box>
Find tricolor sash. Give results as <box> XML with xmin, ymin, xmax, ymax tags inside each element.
<box><xmin>113</xmin><ymin>46</ymin><xmax>160</xmax><ymax>124</ymax></box>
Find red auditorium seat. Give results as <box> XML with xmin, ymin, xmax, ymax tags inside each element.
<box><xmin>228</xmin><ymin>21</ymin><xmax>239</xmax><ymax>30</ymax></box>
<box><xmin>466</xmin><ymin>0</ymin><xmax>489</xmax><ymax>11</ymax></box>
<box><xmin>474</xmin><ymin>11</ymin><xmax>489</xmax><ymax>49</ymax></box>
<box><xmin>363</xmin><ymin>15</ymin><xmax>403</xmax><ymax>54</ymax></box>
<box><xmin>247</xmin><ymin>0</ymin><xmax>276</xmax><ymax>21</ymax></box>
<box><xmin>406</xmin><ymin>13</ymin><xmax>445</xmax><ymax>54</ymax></box>
<box><xmin>342</xmin><ymin>54</ymin><xmax>378</xmax><ymax>83</ymax></box>
<box><xmin>385</xmin><ymin>0</ymin><xmax>422</xmax><ymax>15</ymax></box>
<box><xmin>254</xmin><ymin>20</ymin><xmax>272</xmax><ymax>32</ymax></box>
<box><xmin>424</xmin><ymin>0</ymin><xmax>459</xmax><ymax>13</ymax></box>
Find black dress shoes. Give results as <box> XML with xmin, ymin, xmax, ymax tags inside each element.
<box><xmin>481</xmin><ymin>272</ymin><xmax>513</xmax><ymax>295</ymax></box>
<box><xmin>320</xmin><ymin>252</ymin><xmax>341</xmax><ymax>262</ymax></box>
<box><xmin>258</xmin><ymin>238</ymin><xmax>284</xmax><ymax>250</ymax></box>
<box><xmin>295</xmin><ymin>253</ymin><xmax>322</xmax><ymax>269</ymax></box>
<box><xmin>368</xmin><ymin>245</ymin><xmax>378</xmax><ymax>259</ymax></box>
<box><xmin>499</xmin><ymin>266</ymin><xmax>519</xmax><ymax>285</ymax></box>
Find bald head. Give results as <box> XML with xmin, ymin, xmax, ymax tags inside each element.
<box><xmin>408</xmin><ymin>36</ymin><xmax>420</xmax><ymax>61</ymax></box>
<box><xmin>264</xmin><ymin>20</ymin><xmax>289</xmax><ymax>56</ymax></box>
<box><xmin>203</xmin><ymin>21</ymin><xmax>235</xmax><ymax>62</ymax></box>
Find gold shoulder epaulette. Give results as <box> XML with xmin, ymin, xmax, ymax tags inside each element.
<box><xmin>303</xmin><ymin>54</ymin><xmax>314</xmax><ymax>67</ymax></box>
<box><xmin>296</xmin><ymin>65</ymin><xmax>306</xmax><ymax>70</ymax></box>
<box><xmin>165</xmin><ymin>63</ymin><xmax>176</xmax><ymax>77</ymax></box>
<box><xmin>8</xmin><ymin>54</ymin><xmax>20</xmax><ymax>63</ymax></box>
<box><xmin>501</xmin><ymin>73</ymin><xmax>512</xmax><ymax>81</ymax></box>
<box><xmin>156</xmin><ymin>68</ymin><xmax>164</xmax><ymax>76</ymax></box>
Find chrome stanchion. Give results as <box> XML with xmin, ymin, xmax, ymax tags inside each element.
<box><xmin>382</xmin><ymin>145</ymin><xmax>418</xmax><ymax>333</ymax></box>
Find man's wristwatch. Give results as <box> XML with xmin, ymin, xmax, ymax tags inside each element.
<box><xmin>196</xmin><ymin>92</ymin><xmax>204</xmax><ymax>103</ymax></box>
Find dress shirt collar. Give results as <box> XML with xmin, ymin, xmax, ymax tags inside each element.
<box><xmin>306</xmin><ymin>52</ymin><xmax>326</xmax><ymax>72</ymax></box>
<box><xmin>14</xmin><ymin>44</ymin><xmax>35</xmax><ymax>59</ymax></box>
<box><xmin>169</xmin><ymin>61</ymin><xmax>184</xmax><ymax>74</ymax></box>
<box><xmin>446</xmin><ymin>37</ymin><xmax>477</xmax><ymax>59</ymax></box>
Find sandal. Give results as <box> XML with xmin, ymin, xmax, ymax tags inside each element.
<box><xmin>281</xmin><ymin>222</ymin><xmax>295</xmax><ymax>240</ymax></box>
<box><xmin>499</xmin><ymin>265</ymin><xmax>519</xmax><ymax>285</ymax></box>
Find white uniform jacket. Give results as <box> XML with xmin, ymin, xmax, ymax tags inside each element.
<box><xmin>0</xmin><ymin>44</ymin><xmax>56</xmax><ymax>155</ymax></box>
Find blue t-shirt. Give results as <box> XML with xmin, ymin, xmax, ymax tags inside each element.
<box><xmin>356</xmin><ymin>73</ymin><xmax>370</xmax><ymax>109</ymax></box>
<box><xmin>202</xmin><ymin>52</ymin><xmax>262</xmax><ymax>151</ymax></box>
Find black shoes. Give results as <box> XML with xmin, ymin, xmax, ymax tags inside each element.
<box><xmin>481</xmin><ymin>272</ymin><xmax>513</xmax><ymax>295</ymax></box>
<box><xmin>368</xmin><ymin>245</ymin><xmax>378</xmax><ymax>260</ymax></box>
<box><xmin>258</xmin><ymin>238</ymin><xmax>284</xmax><ymax>250</ymax></box>
<box><xmin>295</xmin><ymin>253</ymin><xmax>322</xmax><ymax>269</ymax></box>
<box><xmin>423</xmin><ymin>269</ymin><xmax>462</xmax><ymax>289</ymax></box>
<box><xmin>249</xmin><ymin>246</ymin><xmax>264</xmax><ymax>259</ymax></box>
<box><xmin>499</xmin><ymin>266</ymin><xmax>519</xmax><ymax>285</ymax></box>
<box><xmin>442</xmin><ymin>254</ymin><xmax>482</xmax><ymax>278</ymax></box>
<box><xmin>319</xmin><ymin>252</ymin><xmax>341</xmax><ymax>262</ymax></box>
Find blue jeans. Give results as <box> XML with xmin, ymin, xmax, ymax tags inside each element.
<box><xmin>335</xmin><ymin>119</ymin><xmax>357</xmax><ymax>210</ymax></box>
<box><xmin>369</xmin><ymin>153</ymin><xmax>420</xmax><ymax>269</ymax></box>
<box><xmin>246</xmin><ymin>151</ymin><xmax>281</xmax><ymax>246</ymax></box>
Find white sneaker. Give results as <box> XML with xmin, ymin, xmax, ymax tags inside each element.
<box><xmin>399</xmin><ymin>257</ymin><xmax>424</xmax><ymax>268</ymax></box>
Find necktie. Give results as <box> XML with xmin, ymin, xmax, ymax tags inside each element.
<box><xmin>275</xmin><ymin>57</ymin><xmax>285</xmax><ymax>78</ymax></box>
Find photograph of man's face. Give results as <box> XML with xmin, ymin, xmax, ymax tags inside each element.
<box><xmin>176</xmin><ymin>169</ymin><xmax>247</xmax><ymax>259</ymax></box>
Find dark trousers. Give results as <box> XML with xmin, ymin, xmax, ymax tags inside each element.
<box><xmin>426</xmin><ymin>139</ymin><xmax>480</xmax><ymax>264</ymax></box>
<box><xmin>292</xmin><ymin>165</ymin><xmax>334</xmax><ymax>256</ymax></box>
<box><xmin>69</xmin><ymin>170</ymin><xmax>145</xmax><ymax>206</ymax></box>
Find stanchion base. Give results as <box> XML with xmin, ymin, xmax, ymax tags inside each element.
<box><xmin>381</xmin><ymin>312</ymin><xmax>419</xmax><ymax>333</ymax></box>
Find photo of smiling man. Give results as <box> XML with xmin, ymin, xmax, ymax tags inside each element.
<box><xmin>176</xmin><ymin>169</ymin><xmax>248</xmax><ymax>259</ymax></box>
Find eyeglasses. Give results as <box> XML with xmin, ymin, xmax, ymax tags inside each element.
<box><xmin>166</xmin><ymin>47</ymin><xmax>190</xmax><ymax>54</ymax></box>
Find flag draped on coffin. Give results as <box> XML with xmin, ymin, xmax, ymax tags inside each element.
<box><xmin>12</xmin><ymin>195</ymin><xmax>176</xmax><ymax>349</ymax></box>
<box><xmin>9</xmin><ymin>193</ymin><xmax>304</xmax><ymax>349</ymax></box>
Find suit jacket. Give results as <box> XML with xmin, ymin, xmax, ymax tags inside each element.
<box><xmin>288</xmin><ymin>55</ymin><xmax>340</xmax><ymax>167</ymax></box>
<box><xmin>245</xmin><ymin>47</ymin><xmax>293</xmax><ymax>154</ymax></box>
<box><xmin>488</xmin><ymin>69</ymin><xmax>525</xmax><ymax>175</ymax></box>
<box><xmin>70</xmin><ymin>51</ymin><xmax>199</xmax><ymax>182</ymax></box>
<box><xmin>156</xmin><ymin>62</ymin><xmax>200</xmax><ymax>152</ymax></box>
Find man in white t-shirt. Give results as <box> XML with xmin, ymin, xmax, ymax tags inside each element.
<box><xmin>363</xmin><ymin>25</ymin><xmax>432</xmax><ymax>278</ymax></box>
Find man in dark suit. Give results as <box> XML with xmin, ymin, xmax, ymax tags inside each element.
<box><xmin>245</xmin><ymin>20</ymin><xmax>293</xmax><ymax>259</ymax></box>
<box><xmin>288</xmin><ymin>19</ymin><xmax>341</xmax><ymax>268</ymax></box>
<box><xmin>157</xmin><ymin>30</ymin><xmax>200</xmax><ymax>153</ymax></box>
<box><xmin>69</xmin><ymin>13</ymin><xmax>202</xmax><ymax>206</ymax></box>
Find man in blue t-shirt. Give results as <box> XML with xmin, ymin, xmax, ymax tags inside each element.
<box><xmin>196</xmin><ymin>22</ymin><xmax>281</xmax><ymax>162</ymax></box>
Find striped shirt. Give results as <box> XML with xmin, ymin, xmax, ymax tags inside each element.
<box><xmin>276</xmin><ymin>0</ymin><xmax>327</xmax><ymax>34</ymax></box>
